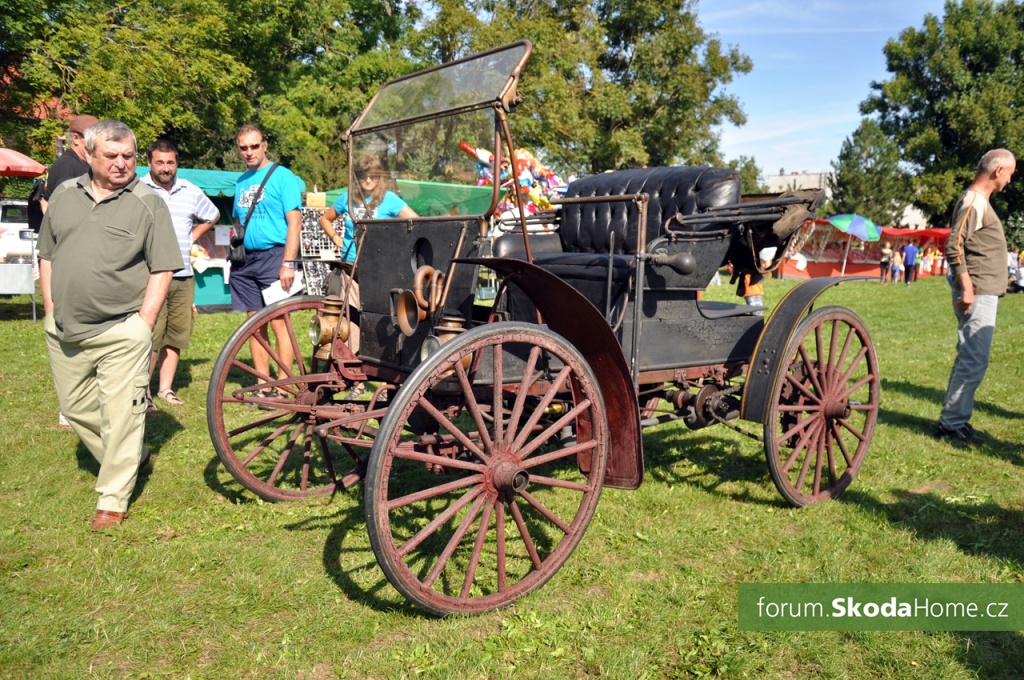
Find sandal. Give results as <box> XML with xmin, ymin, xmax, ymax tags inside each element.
<box><xmin>347</xmin><ymin>382</ymin><xmax>366</xmax><ymax>399</ymax></box>
<box><xmin>145</xmin><ymin>394</ymin><xmax>158</xmax><ymax>414</ymax></box>
<box><xmin>255</xmin><ymin>387</ymin><xmax>288</xmax><ymax>411</ymax></box>
<box><xmin>157</xmin><ymin>389</ymin><xmax>184</xmax><ymax>405</ymax></box>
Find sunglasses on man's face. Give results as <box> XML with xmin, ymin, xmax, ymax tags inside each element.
<box><xmin>238</xmin><ymin>142</ymin><xmax>264</xmax><ymax>152</ymax></box>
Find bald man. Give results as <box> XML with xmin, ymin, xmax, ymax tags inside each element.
<box><xmin>936</xmin><ymin>148</ymin><xmax>1015</xmax><ymax>444</ymax></box>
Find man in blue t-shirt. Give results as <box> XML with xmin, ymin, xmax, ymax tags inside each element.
<box><xmin>901</xmin><ymin>242</ymin><xmax>920</xmax><ymax>285</ymax></box>
<box><xmin>230</xmin><ymin>125</ymin><xmax>303</xmax><ymax>396</ymax></box>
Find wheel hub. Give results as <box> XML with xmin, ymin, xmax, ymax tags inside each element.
<box><xmin>490</xmin><ymin>459</ymin><xmax>529</xmax><ymax>494</ymax></box>
<box><xmin>822</xmin><ymin>398</ymin><xmax>851</xmax><ymax>420</ymax></box>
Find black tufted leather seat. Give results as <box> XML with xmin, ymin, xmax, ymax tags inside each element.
<box><xmin>494</xmin><ymin>166</ymin><xmax>742</xmax><ymax>318</ymax></box>
<box><xmin>558</xmin><ymin>166</ymin><xmax>742</xmax><ymax>254</ymax></box>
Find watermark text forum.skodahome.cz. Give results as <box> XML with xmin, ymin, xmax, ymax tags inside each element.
<box><xmin>755</xmin><ymin>595</ymin><xmax>1009</xmax><ymax>620</ymax></box>
<box><xmin>738</xmin><ymin>584</ymin><xmax>1024</xmax><ymax>631</ymax></box>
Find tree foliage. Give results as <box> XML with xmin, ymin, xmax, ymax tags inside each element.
<box><xmin>826</xmin><ymin>119</ymin><xmax>910</xmax><ymax>226</ymax></box>
<box><xmin>469</xmin><ymin>0</ymin><xmax>752</xmax><ymax>175</ymax></box>
<box><xmin>3</xmin><ymin>0</ymin><xmax>760</xmax><ymax>188</ymax></box>
<box><xmin>862</xmin><ymin>0</ymin><xmax>1024</xmax><ymax>224</ymax></box>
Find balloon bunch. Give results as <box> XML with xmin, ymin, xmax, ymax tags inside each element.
<box><xmin>457</xmin><ymin>141</ymin><xmax>569</xmax><ymax>216</ymax></box>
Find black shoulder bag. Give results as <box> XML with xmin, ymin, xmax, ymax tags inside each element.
<box><xmin>229</xmin><ymin>163</ymin><xmax>279</xmax><ymax>268</ymax></box>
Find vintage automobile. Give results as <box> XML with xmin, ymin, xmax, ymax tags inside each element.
<box><xmin>208</xmin><ymin>41</ymin><xmax>879</xmax><ymax>616</ymax></box>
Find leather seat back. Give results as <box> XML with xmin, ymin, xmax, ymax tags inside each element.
<box><xmin>559</xmin><ymin>166</ymin><xmax>741</xmax><ymax>254</ymax></box>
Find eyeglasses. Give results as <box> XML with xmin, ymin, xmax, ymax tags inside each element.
<box><xmin>237</xmin><ymin>141</ymin><xmax>264</xmax><ymax>151</ymax></box>
<box><xmin>356</xmin><ymin>173</ymin><xmax>376</xmax><ymax>181</ymax></box>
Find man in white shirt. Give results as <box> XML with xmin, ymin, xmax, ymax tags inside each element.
<box><xmin>141</xmin><ymin>139</ymin><xmax>220</xmax><ymax>407</ymax></box>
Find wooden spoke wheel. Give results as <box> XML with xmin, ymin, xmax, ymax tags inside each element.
<box><xmin>365</xmin><ymin>322</ymin><xmax>608</xmax><ymax>616</ymax></box>
<box><xmin>764</xmin><ymin>306</ymin><xmax>879</xmax><ymax>507</ymax></box>
<box><xmin>207</xmin><ymin>296</ymin><xmax>378</xmax><ymax>501</ymax></box>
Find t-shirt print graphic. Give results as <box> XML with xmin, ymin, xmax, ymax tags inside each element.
<box><xmin>239</xmin><ymin>184</ymin><xmax>266</xmax><ymax>218</ymax></box>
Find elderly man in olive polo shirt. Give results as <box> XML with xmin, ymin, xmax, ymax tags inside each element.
<box><xmin>39</xmin><ymin>120</ymin><xmax>183</xmax><ymax>530</ymax></box>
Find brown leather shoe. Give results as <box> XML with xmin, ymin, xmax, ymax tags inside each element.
<box><xmin>91</xmin><ymin>510</ymin><xmax>127</xmax><ymax>530</ymax></box>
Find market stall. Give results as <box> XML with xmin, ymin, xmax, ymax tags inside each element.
<box><xmin>780</xmin><ymin>219</ymin><xmax>951</xmax><ymax>279</ymax></box>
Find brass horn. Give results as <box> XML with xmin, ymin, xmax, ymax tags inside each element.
<box><xmin>413</xmin><ymin>266</ymin><xmax>445</xmax><ymax>313</ymax></box>
<box><xmin>395</xmin><ymin>289</ymin><xmax>422</xmax><ymax>337</ymax></box>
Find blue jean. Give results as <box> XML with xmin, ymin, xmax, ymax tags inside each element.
<box><xmin>940</xmin><ymin>291</ymin><xmax>999</xmax><ymax>429</ymax></box>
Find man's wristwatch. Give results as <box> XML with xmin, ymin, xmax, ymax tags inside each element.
<box><xmin>282</xmin><ymin>262</ymin><xmax>295</xmax><ymax>270</ymax></box>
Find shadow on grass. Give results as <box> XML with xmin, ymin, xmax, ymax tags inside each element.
<box><xmin>845</xmin><ymin>487</ymin><xmax>1024</xmax><ymax>677</ymax></box>
<box><xmin>881</xmin><ymin>377</ymin><xmax>1024</xmax><ymax>424</ymax></box>
<box><xmin>283</xmin><ymin>504</ymin><xmax>424</xmax><ymax>617</ymax></box>
<box><xmin>640</xmin><ymin>424</ymin><xmax>787</xmax><ymax>507</ymax></box>
<box><xmin>0</xmin><ymin>297</ymin><xmax>40</xmax><ymax>322</ymax></box>
<box><xmin>202</xmin><ymin>453</ymin><xmax>258</xmax><ymax>505</ymax></box>
<box><xmin>878</xmin><ymin>403</ymin><xmax>1024</xmax><ymax>466</ymax></box>
<box><xmin>845</xmin><ymin>488</ymin><xmax>1024</xmax><ymax>569</ymax></box>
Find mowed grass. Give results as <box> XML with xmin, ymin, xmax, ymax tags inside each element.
<box><xmin>1</xmin><ymin>273</ymin><xmax>1022</xmax><ymax>679</ymax></box>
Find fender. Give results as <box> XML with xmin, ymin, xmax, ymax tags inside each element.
<box><xmin>458</xmin><ymin>257</ymin><xmax>643</xmax><ymax>490</ymax></box>
<box><xmin>741</xmin><ymin>276</ymin><xmax>872</xmax><ymax>423</ymax></box>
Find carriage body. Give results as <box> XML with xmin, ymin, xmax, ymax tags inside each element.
<box><xmin>208</xmin><ymin>41</ymin><xmax>880</xmax><ymax>616</ymax></box>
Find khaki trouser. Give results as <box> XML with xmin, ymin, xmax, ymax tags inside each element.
<box><xmin>45</xmin><ymin>313</ymin><xmax>152</xmax><ymax>513</ymax></box>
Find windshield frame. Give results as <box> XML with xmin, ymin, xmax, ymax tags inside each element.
<box><xmin>346</xmin><ymin>41</ymin><xmax>532</xmax><ymax>136</ymax></box>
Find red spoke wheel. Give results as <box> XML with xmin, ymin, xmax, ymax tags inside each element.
<box><xmin>764</xmin><ymin>306</ymin><xmax>879</xmax><ymax>507</ymax></box>
<box><xmin>365</xmin><ymin>322</ymin><xmax>608</xmax><ymax>616</ymax></box>
<box><xmin>207</xmin><ymin>296</ymin><xmax>376</xmax><ymax>501</ymax></box>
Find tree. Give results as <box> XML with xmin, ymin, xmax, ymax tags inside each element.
<box><xmin>20</xmin><ymin>0</ymin><xmax>252</xmax><ymax>165</ymax></box>
<box><xmin>5</xmin><ymin>0</ymin><xmax>759</xmax><ymax>189</ymax></box>
<box><xmin>0</xmin><ymin>0</ymin><xmax>80</xmax><ymax>151</ymax></box>
<box><xmin>825</xmin><ymin>119</ymin><xmax>910</xmax><ymax>226</ymax></box>
<box><xmin>254</xmin><ymin>0</ymin><xmax>420</xmax><ymax>187</ymax></box>
<box><xmin>467</xmin><ymin>0</ymin><xmax>752</xmax><ymax>176</ymax></box>
<box><xmin>727</xmin><ymin>155</ymin><xmax>765</xmax><ymax>194</ymax></box>
<box><xmin>862</xmin><ymin>0</ymin><xmax>1024</xmax><ymax>223</ymax></box>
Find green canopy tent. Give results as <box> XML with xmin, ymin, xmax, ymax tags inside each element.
<box><xmin>325</xmin><ymin>179</ymin><xmax>496</xmax><ymax>217</ymax></box>
<box><xmin>137</xmin><ymin>166</ymin><xmax>243</xmax><ymax>197</ymax></box>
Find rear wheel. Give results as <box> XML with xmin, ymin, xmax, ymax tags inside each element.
<box><xmin>764</xmin><ymin>306</ymin><xmax>879</xmax><ymax>506</ymax></box>
<box><xmin>365</xmin><ymin>322</ymin><xmax>608</xmax><ymax>616</ymax></box>
<box><xmin>207</xmin><ymin>296</ymin><xmax>378</xmax><ymax>501</ymax></box>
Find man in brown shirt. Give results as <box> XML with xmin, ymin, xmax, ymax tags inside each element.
<box><xmin>936</xmin><ymin>148</ymin><xmax>1014</xmax><ymax>444</ymax></box>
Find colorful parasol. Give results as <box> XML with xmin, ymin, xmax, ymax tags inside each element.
<box><xmin>827</xmin><ymin>213</ymin><xmax>882</xmax><ymax>242</ymax></box>
<box><xmin>0</xmin><ymin>147</ymin><xmax>47</xmax><ymax>178</ymax></box>
<box><xmin>827</xmin><ymin>213</ymin><xmax>881</xmax><ymax>275</ymax></box>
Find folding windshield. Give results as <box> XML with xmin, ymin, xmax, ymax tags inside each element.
<box><xmin>351</xmin><ymin>42</ymin><xmax>531</xmax><ymax>132</ymax></box>
<box><xmin>344</xmin><ymin>42</ymin><xmax>532</xmax><ymax>219</ymax></box>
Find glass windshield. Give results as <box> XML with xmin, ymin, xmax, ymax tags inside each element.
<box><xmin>353</xmin><ymin>42</ymin><xmax>529</xmax><ymax>131</ymax></box>
<box><xmin>348</xmin><ymin>108</ymin><xmax>499</xmax><ymax>218</ymax></box>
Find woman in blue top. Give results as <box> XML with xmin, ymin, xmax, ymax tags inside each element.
<box><xmin>317</xmin><ymin>154</ymin><xmax>416</xmax><ymax>398</ymax></box>
<box><xmin>318</xmin><ymin>154</ymin><xmax>417</xmax><ymax>263</ymax></box>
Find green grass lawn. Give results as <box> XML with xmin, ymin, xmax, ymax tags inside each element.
<box><xmin>1</xmin><ymin>274</ymin><xmax>1022</xmax><ymax>678</ymax></box>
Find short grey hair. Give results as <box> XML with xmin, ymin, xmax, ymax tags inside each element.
<box><xmin>977</xmin><ymin>148</ymin><xmax>1015</xmax><ymax>174</ymax></box>
<box><xmin>84</xmin><ymin>120</ymin><xmax>137</xmax><ymax>155</ymax></box>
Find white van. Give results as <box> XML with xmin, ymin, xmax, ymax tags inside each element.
<box><xmin>0</xmin><ymin>199</ymin><xmax>34</xmax><ymax>262</ymax></box>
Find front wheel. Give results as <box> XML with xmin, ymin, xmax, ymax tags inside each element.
<box><xmin>764</xmin><ymin>306</ymin><xmax>880</xmax><ymax>507</ymax></box>
<box><xmin>207</xmin><ymin>296</ymin><xmax>376</xmax><ymax>501</ymax></box>
<box><xmin>365</xmin><ymin>322</ymin><xmax>609</xmax><ymax>616</ymax></box>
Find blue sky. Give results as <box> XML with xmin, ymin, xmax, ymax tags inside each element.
<box><xmin>700</xmin><ymin>0</ymin><xmax>948</xmax><ymax>177</ymax></box>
